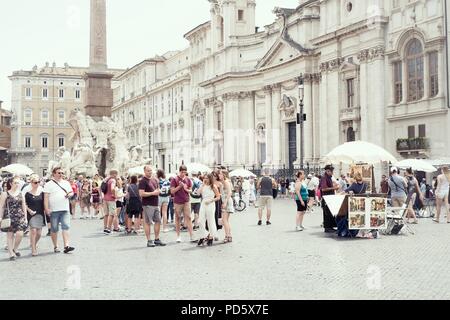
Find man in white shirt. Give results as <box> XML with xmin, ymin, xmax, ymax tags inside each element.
<box><xmin>43</xmin><ymin>167</ymin><xmax>75</xmax><ymax>254</ymax></box>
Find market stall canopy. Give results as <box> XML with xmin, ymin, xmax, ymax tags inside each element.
<box><xmin>323</xmin><ymin>141</ymin><xmax>398</xmax><ymax>165</ymax></box>
<box><xmin>185</xmin><ymin>163</ymin><xmax>212</xmax><ymax>174</ymax></box>
<box><xmin>394</xmin><ymin>159</ymin><xmax>437</xmax><ymax>173</ymax></box>
<box><xmin>0</xmin><ymin>163</ymin><xmax>34</xmax><ymax>176</ymax></box>
<box><xmin>229</xmin><ymin>168</ymin><xmax>257</xmax><ymax>178</ymax></box>
<box><xmin>423</xmin><ymin>158</ymin><xmax>450</xmax><ymax>167</ymax></box>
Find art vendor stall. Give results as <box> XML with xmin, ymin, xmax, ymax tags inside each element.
<box><xmin>323</xmin><ymin>194</ymin><xmax>388</xmax><ymax>239</ymax></box>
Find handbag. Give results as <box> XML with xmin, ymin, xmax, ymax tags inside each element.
<box><xmin>1</xmin><ymin>198</ymin><xmax>11</xmax><ymax>232</ymax></box>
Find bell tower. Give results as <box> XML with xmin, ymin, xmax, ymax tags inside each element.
<box><xmin>209</xmin><ymin>0</ymin><xmax>256</xmax><ymax>49</ymax></box>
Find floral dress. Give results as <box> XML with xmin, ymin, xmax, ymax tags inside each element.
<box><xmin>3</xmin><ymin>192</ymin><xmax>27</xmax><ymax>233</ymax></box>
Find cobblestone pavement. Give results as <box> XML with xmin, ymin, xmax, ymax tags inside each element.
<box><xmin>0</xmin><ymin>198</ymin><xmax>449</xmax><ymax>300</ymax></box>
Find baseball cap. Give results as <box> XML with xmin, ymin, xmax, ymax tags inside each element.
<box><xmin>307</xmin><ymin>174</ymin><xmax>312</xmax><ymax>179</ymax></box>
<box><xmin>390</xmin><ymin>166</ymin><xmax>398</xmax><ymax>173</ymax></box>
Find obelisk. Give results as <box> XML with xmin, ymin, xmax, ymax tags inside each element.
<box><xmin>84</xmin><ymin>0</ymin><xmax>113</xmax><ymax>119</ymax></box>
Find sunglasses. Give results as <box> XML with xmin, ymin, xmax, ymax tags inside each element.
<box><xmin>32</xmin><ymin>182</ymin><xmax>39</xmax><ymax>184</ymax></box>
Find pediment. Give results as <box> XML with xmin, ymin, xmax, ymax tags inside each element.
<box><xmin>256</xmin><ymin>39</ymin><xmax>302</xmax><ymax>70</ymax></box>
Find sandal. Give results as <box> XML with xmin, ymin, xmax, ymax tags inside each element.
<box><xmin>13</xmin><ymin>250</ymin><xmax>21</xmax><ymax>257</ymax></box>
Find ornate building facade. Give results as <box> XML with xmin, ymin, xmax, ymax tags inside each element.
<box><xmin>115</xmin><ymin>0</ymin><xmax>449</xmax><ymax>172</ymax></box>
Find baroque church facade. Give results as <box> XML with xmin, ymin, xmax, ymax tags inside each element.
<box><xmin>112</xmin><ymin>0</ymin><xmax>450</xmax><ymax>173</ymax></box>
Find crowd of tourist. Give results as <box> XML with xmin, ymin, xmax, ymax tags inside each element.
<box><xmin>1</xmin><ymin>162</ymin><xmax>449</xmax><ymax>261</ymax></box>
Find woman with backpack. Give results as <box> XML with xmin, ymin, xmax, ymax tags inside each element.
<box><xmin>125</xmin><ymin>175</ymin><xmax>142</xmax><ymax>234</ymax></box>
<box><xmin>294</xmin><ymin>171</ymin><xmax>309</xmax><ymax>231</ymax></box>
<box><xmin>405</xmin><ymin>168</ymin><xmax>423</xmax><ymax>224</ymax></box>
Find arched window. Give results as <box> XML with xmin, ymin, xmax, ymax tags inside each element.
<box><xmin>406</xmin><ymin>39</ymin><xmax>424</xmax><ymax>102</ymax></box>
<box><xmin>347</xmin><ymin>127</ymin><xmax>356</xmax><ymax>142</ymax></box>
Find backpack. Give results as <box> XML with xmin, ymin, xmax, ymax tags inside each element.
<box><xmin>101</xmin><ymin>178</ymin><xmax>110</xmax><ymax>194</ymax></box>
<box><xmin>190</xmin><ymin>179</ymin><xmax>202</xmax><ymax>199</ymax></box>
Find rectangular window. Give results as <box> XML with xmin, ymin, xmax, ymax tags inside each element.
<box><xmin>41</xmin><ymin>110</ymin><xmax>49</xmax><ymax>125</ymax></box>
<box><xmin>24</xmin><ymin>109</ymin><xmax>32</xmax><ymax>126</ymax></box>
<box><xmin>347</xmin><ymin>78</ymin><xmax>354</xmax><ymax>108</ymax></box>
<box><xmin>26</xmin><ymin>87</ymin><xmax>32</xmax><ymax>98</ymax></box>
<box><xmin>59</xmin><ymin>89</ymin><xmax>64</xmax><ymax>99</ymax></box>
<box><xmin>238</xmin><ymin>10</ymin><xmax>244</xmax><ymax>21</ymax></box>
<box><xmin>393</xmin><ymin>61</ymin><xmax>403</xmax><ymax>104</ymax></box>
<box><xmin>408</xmin><ymin>126</ymin><xmax>415</xmax><ymax>139</ymax></box>
<box><xmin>42</xmin><ymin>88</ymin><xmax>48</xmax><ymax>99</ymax></box>
<box><xmin>418</xmin><ymin>124</ymin><xmax>426</xmax><ymax>138</ymax></box>
<box><xmin>181</xmin><ymin>100</ymin><xmax>184</xmax><ymax>111</ymax></box>
<box><xmin>25</xmin><ymin>137</ymin><xmax>31</xmax><ymax>148</ymax></box>
<box><xmin>429</xmin><ymin>52</ymin><xmax>439</xmax><ymax>97</ymax></box>
<box><xmin>75</xmin><ymin>89</ymin><xmax>81</xmax><ymax>100</ymax></box>
<box><xmin>58</xmin><ymin>136</ymin><xmax>65</xmax><ymax>147</ymax></box>
<box><xmin>41</xmin><ymin>136</ymin><xmax>48</xmax><ymax>149</ymax></box>
<box><xmin>58</xmin><ymin>111</ymin><xmax>65</xmax><ymax>125</ymax></box>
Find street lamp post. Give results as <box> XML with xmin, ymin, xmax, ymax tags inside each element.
<box><xmin>297</xmin><ymin>76</ymin><xmax>305</xmax><ymax>170</ymax></box>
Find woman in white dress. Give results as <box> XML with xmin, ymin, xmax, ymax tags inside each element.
<box><xmin>433</xmin><ymin>166</ymin><xmax>450</xmax><ymax>223</ymax></box>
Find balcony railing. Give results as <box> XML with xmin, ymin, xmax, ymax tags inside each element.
<box><xmin>396</xmin><ymin>137</ymin><xmax>430</xmax><ymax>152</ymax></box>
<box><xmin>8</xmin><ymin>147</ymin><xmax>36</xmax><ymax>154</ymax></box>
<box><xmin>340</xmin><ymin>107</ymin><xmax>361</xmax><ymax>122</ymax></box>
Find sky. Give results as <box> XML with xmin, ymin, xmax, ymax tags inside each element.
<box><xmin>0</xmin><ymin>0</ymin><xmax>300</xmax><ymax>110</ymax></box>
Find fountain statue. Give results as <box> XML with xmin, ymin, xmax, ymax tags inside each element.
<box><xmin>47</xmin><ymin>109</ymin><xmax>151</xmax><ymax>178</ymax></box>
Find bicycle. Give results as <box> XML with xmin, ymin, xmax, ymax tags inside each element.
<box><xmin>233</xmin><ymin>192</ymin><xmax>246</xmax><ymax>212</ymax></box>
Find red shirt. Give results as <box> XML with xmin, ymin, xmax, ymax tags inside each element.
<box><xmin>170</xmin><ymin>176</ymin><xmax>192</xmax><ymax>204</ymax></box>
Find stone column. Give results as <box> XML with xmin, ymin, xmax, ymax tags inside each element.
<box><xmin>303</xmin><ymin>75</ymin><xmax>313</xmax><ymax>163</ymax></box>
<box><xmin>263</xmin><ymin>86</ymin><xmax>273</xmax><ymax>165</ymax></box>
<box><xmin>205</xmin><ymin>100</ymin><xmax>215</xmax><ymax>166</ymax></box>
<box><xmin>369</xmin><ymin>57</ymin><xmax>386</xmax><ymax>147</ymax></box>
<box><xmin>319</xmin><ymin>68</ymin><xmax>328</xmax><ymax>158</ymax></box>
<box><xmin>90</xmin><ymin>0</ymin><xmax>108</xmax><ymax>71</ymax></box>
<box><xmin>312</xmin><ymin>75</ymin><xmax>320</xmax><ymax>162</ymax></box>
<box><xmin>248</xmin><ymin>92</ymin><xmax>256</xmax><ymax>166</ymax></box>
<box><xmin>272</xmin><ymin>84</ymin><xmax>281</xmax><ymax>166</ymax></box>
<box><xmin>359</xmin><ymin>61</ymin><xmax>369</xmax><ymax>141</ymax></box>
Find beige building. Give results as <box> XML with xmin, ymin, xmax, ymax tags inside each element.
<box><xmin>8</xmin><ymin>63</ymin><xmax>122</xmax><ymax>176</ymax></box>
<box><xmin>0</xmin><ymin>101</ymin><xmax>12</xmax><ymax>168</ymax></box>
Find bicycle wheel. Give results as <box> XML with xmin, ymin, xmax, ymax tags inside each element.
<box><xmin>235</xmin><ymin>200</ymin><xmax>246</xmax><ymax>212</ymax></box>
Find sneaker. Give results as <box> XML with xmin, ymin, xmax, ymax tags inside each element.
<box><xmin>266</xmin><ymin>221</ymin><xmax>272</xmax><ymax>225</ymax></box>
<box><xmin>163</xmin><ymin>228</ymin><xmax>170</xmax><ymax>233</ymax></box>
<box><xmin>154</xmin><ymin>239</ymin><xmax>166</xmax><ymax>247</ymax></box>
<box><xmin>147</xmin><ymin>240</ymin><xmax>155</xmax><ymax>247</ymax></box>
<box><xmin>104</xmin><ymin>229</ymin><xmax>111</xmax><ymax>234</ymax></box>
<box><xmin>296</xmin><ymin>226</ymin><xmax>304</xmax><ymax>232</ymax></box>
<box><xmin>257</xmin><ymin>220</ymin><xmax>262</xmax><ymax>226</ymax></box>
<box><xmin>176</xmin><ymin>237</ymin><xmax>182</xmax><ymax>243</ymax></box>
<box><xmin>63</xmin><ymin>246</ymin><xmax>75</xmax><ymax>254</ymax></box>
<box><xmin>46</xmin><ymin>230</ymin><xmax>51</xmax><ymax>236</ymax></box>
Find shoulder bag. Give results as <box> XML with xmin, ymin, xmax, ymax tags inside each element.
<box><xmin>1</xmin><ymin>196</ymin><xmax>12</xmax><ymax>232</ymax></box>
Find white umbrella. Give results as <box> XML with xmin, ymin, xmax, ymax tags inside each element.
<box><xmin>0</xmin><ymin>164</ymin><xmax>34</xmax><ymax>176</ymax></box>
<box><xmin>128</xmin><ymin>166</ymin><xmax>146</xmax><ymax>176</ymax></box>
<box><xmin>395</xmin><ymin>159</ymin><xmax>437</xmax><ymax>173</ymax></box>
<box><xmin>323</xmin><ymin>141</ymin><xmax>398</xmax><ymax>165</ymax></box>
<box><xmin>229</xmin><ymin>168</ymin><xmax>257</xmax><ymax>178</ymax></box>
<box><xmin>185</xmin><ymin>163</ymin><xmax>212</xmax><ymax>174</ymax></box>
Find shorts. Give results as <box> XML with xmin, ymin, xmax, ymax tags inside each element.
<box><xmin>50</xmin><ymin>211</ymin><xmax>70</xmax><ymax>233</ymax></box>
<box><xmin>174</xmin><ymin>202</ymin><xmax>191</xmax><ymax>217</ymax></box>
<box><xmin>143</xmin><ymin>206</ymin><xmax>161</xmax><ymax>224</ymax></box>
<box><xmin>308</xmin><ymin>190</ymin><xmax>316</xmax><ymax>198</ymax></box>
<box><xmin>392</xmin><ymin>196</ymin><xmax>406</xmax><ymax>207</ymax></box>
<box><xmin>104</xmin><ymin>201</ymin><xmax>117</xmax><ymax>215</ymax></box>
<box><xmin>191</xmin><ymin>202</ymin><xmax>201</xmax><ymax>214</ymax></box>
<box><xmin>258</xmin><ymin>196</ymin><xmax>273</xmax><ymax>210</ymax></box>
<box><xmin>159</xmin><ymin>196</ymin><xmax>169</xmax><ymax>207</ymax></box>
<box><xmin>296</xmin><ymin>200</ymin><xmax>307</xmax><ymax>212</ymax></box>
<box><xmin>116</xmin><ymin>201</ymin><xmax>123</xmax><ymax>208</ymax></box>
